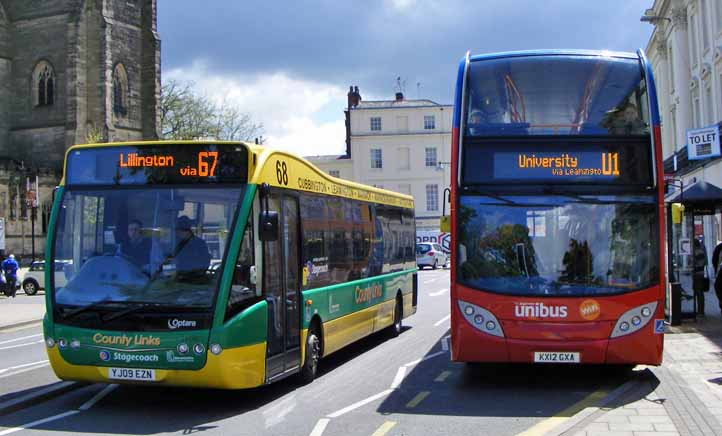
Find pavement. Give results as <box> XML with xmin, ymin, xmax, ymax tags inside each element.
<box><xmin>557</xmin><ymin>291</ymin><xmax>722</xmax><ymax>436</ymax></box>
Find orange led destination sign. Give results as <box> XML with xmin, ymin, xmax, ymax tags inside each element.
<box><xmin>67</xmin><ymin>144</ymin><xmax>248</xmax><ymax>185</ymax></box>
<box><xmin>515</xmin><ymin>152</ymin><xmax>620</xmax><ymax>177</ymax></box>
<box><xmin>462</xmin><ymin>141</ymin><xmax>652</xmax><ymax>185</ymax></box>
<box><xmin>118</xmin><ymin>151</ymin><xmax>219</xmax><ymax>177</ymax></box>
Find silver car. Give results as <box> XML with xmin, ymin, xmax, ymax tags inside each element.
<box><xmin>416</xmin><ymin>243</ymin><xmax>448</xmax><ymax>269</ymax></box>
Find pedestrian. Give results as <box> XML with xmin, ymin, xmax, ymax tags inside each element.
<box><xmin>713</xmin><ymin>239</ymin><xmax>722</xmax><ymax>314</ymax></box>
<box><xmin>692</xmin><ymin>238</ymin><xmax>709</xmax><ymax>315</ymax></box>
<box><xmin>2</xmin><ymin>254</ymin><xmax>19</xmax><ymax>298</ymax></box>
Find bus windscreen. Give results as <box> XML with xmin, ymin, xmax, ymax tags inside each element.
<box><xmin>66</xmin><ymin>143</ymin><xmax>248</xmax><ymax>185</ymax></box>
<box><xmin>465</xmin><ymin>55</ymin><xmax>649</xmax><ymax>136</ymax></box>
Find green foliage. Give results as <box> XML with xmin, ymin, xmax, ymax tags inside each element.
<box><xmin>160</xmin><ymin>80</ymin><xmax>264</xmax><ymax>142</ymax></box>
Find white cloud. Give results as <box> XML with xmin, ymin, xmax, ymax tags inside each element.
<box><xmin>387</xmin><ymin>0</ymin><xmax>416</xmax><ymax>11</ymax></box>
<box><xmin>165</xmin><ymin>61</ymin><xmax>347</xmax><ymax>157</ymax></box>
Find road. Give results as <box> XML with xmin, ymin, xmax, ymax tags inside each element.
<box><xmin>0</xmin><ymin>268</ymin><xmax>640</xmax><ymax>436</ymax></box>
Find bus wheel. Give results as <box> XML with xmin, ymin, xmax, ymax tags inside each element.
<box><xmin>389</xmin><ymin>297</ymin><xmax>403</xmax><ymax>337</ymax></box>
<box><xmin>301</xmin><ymin>329</ymin><xmax>321</xmax><ymax>384</ymax></box>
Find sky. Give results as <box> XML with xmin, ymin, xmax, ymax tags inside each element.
<box><xmin>159</xmin><ymin>0</ymin><xmax>655</xmax><ymax>157</ymax></box>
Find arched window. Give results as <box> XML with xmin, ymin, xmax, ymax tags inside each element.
<box><xmin>113</xmin><ymin>63</ymin><xmax>129</xmax><ymax>116</ymax></box>
<box><xmin>32</xmin><ymin>61</ymin><xmax>55</xmax><ymax>107</ymax></box>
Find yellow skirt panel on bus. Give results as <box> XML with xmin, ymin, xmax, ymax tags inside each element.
<box><xmin>322</xmin><ymin>306</ymin><xmax>376</xmax><ymax>356</ymax></box>
<box><xmin>321</xmin><ymin>299</ymin><xmax>399</xmax><ymax>356</ymax></box>
<box><xmin>47</xmin><ymin>342</ymin><xmax>267</xmax><ymax>390</ymax></box>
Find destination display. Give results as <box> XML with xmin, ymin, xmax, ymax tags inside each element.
<box><xmin>66</xmin><ymin>144</ymin><xmax>248</xmax><ymax>185</ymax></box>
<box><xmin>462</xmin><ymin>142</ymin><xmax>652</xmax><ymax>185</ymax></box>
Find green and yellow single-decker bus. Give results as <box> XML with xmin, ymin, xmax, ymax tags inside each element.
<box><xmin>44</xmin><ymin>141</ymin><xmax>417</xmax><ymax>388</ymax></box>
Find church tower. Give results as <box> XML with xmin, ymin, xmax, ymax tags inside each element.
<box><xmin>0</xmin><ymin>0</ymin><xmax>160</xmax><ymax>258</ymax></box>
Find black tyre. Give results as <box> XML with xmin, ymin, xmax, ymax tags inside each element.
<box><xmin>389</xmin><ymin>297</ymin><xmax>403</xmax><ymax>337</ymax></box>
<box><xmin>23</xmin><ymin>279</ymin><xmax>39</xmax><ymax>296</ymax></box>
<box><xmin>432</xmin><ymin>259</ymin><xmax>438</xmax><ymax>270</ymax></box>
<box><xmin>300</xmin><ymin>329</ymin><xmax>321</xmax><ymax>384</ymax></box>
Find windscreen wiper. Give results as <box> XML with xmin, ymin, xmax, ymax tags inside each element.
<box><xmin>101</xmin><ymin>301</ymin><xmax>198</xmax><ymax>324</ymax></box>
<box><xmin>60</xmin><ymin>298</ymin><xmax>120</xmax><ymax>320</ymax></box>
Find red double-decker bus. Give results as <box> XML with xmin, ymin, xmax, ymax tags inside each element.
<box><xmin>448</xmin><ymin>50</ymin><xmax>665</xmax><ymax>365</ymax></box>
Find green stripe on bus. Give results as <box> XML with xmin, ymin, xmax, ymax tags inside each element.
<box><xmin>302</xmin><ymin>268</ymin><xmax>415</xmax><ymax>327</ymax></box>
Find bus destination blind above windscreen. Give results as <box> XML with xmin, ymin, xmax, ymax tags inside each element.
<box><xmin>66</xmin><ymin>144</ymin><xmax>248</xmax><ymax>185</ymax></box>
<box><xmin>462</xmin><ymin>141</ymin><xmax>653</xmax><ymax>186</ymax></box>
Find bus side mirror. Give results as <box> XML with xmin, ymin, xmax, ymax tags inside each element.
<box><xmin>259</xmin><ymin>211</ymin><xmax>279</xmax><ymax>241</ymax></box>
<box><xmin>440</xmin><ymin>216</ymin><xmax>450</xmax><ymax>233</ymax></box>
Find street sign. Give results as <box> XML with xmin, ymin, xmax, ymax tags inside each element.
<box><xmin>679</xmin><ymin>238</ymin><xmax>691</xmax><ymax>256</ymax></box>
<box><xmin>686</xmin><ymin>125</ymin><xmax>721</xmax><ymax>160</ymax></box>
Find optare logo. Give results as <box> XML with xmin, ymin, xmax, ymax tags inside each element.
<box><xmin>168</xmin><ymin>319</ymin><xmax>197</xmax><ymax>330</ymax></box>
<box><xmin>579</xmin><ymin>300</ymin><xmax>601</xmax><ymax>320</ymax></box>
<box><xmin>99</xmin><ymin>350</ymin><xmax>111</xmax><ymax>361</ymax></box>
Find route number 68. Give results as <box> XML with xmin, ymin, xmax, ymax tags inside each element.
<box><xmin>276</xmin><ymin>160</ymin><xmax>289</xmax><ymax>186</ymax></box>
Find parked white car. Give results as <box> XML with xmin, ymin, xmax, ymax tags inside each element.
<box><xmin>21</xmin><ymin>260</ymin><xmax>69</xmax><ymax>296</ymax></box>
<box><xmin>416</xmin><ymin>243</ymin><xmax>448</xmax><ymax>270</ymax></box>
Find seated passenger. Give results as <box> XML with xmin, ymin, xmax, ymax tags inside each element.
<box><xmin>173</xmin><ymin>216</ymin><xmax>211</xmax><ymax>280</ymax></box>
<box><xmin>122</xmin><ymin>219</ymin><xmax>152</xmax><ymax>272</ymax></box>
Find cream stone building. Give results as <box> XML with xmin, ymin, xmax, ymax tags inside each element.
<box><xmin>308</xmin><ymin>87</ymin><xmax>452</xmax><ymax>231</ymax></box>
<box><xmin>644</xmin><ymin>0</ymin><xmax>722</xmax><ymax>296</ymax></box>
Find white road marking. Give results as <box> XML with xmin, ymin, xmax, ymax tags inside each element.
<box><xmin>0</xmin><ymin>362</ymin><xmax>50</xmax><ymax>379</ymax></box>
<box><xmin>0</xmin><ymin>410</ymin><xmax>80</xmax><ymax>435</ymax></box>
<box><xmin>429</xmin><ymin>288</ymin><xmax>449</xmax><ymax>297</ymax></box>
<box><xmin>441</xmin><ymin>336</ymin><xmax>450</xmax><ymax>351</ymax></box>
<box><xmin>263</xmin><ymin>394</ymin><xmax>297</xmax><ymax>428</ymax></box>
<box><xmin>403</xmin><ymin>351</ymin><xmax>447</xmax><ymax>368</ymax></box>
<box><xmin>308</xmin><ymin>418</ymin><xmax>330</xmax><ymax>436</ymax></box>
<box><xmin>78</xmin><ymin>384</ymin><xmax>118</xmax><ymax>411</ymax></box>
<box><xmin>433</xmin><ymin>315</ymin><xmax>450</xmax><ymax>327</ymax></box>
<box><xmin>0</xmin><ymin>360</ymin><xmax>49</xmax><ymax>375</ymax></box>
<box><xmin>327</xmin><ymin>389</ymin><xmax>393</xmax><ymax>418</ymax></box>
<box><xmin>0</xmin><ymin>334</ymin><xmax>42</xmax><ymax>345</ymax></box>
<box><xmin>390</xmin><ymin>366</ymin><xmax>407</xmax><ymax>389</ymax></box>
<box><xmin>0</xmin><ymin>340</ymin><xmax>44</xmax><ymax>351</ymax></box>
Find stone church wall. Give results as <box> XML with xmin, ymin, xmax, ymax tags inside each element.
<box><xmin>8</xmin><ymin>13</ymin><xmax>69</xmax><ymax>165</ymax></box>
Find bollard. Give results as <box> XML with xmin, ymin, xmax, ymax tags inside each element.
<box><xmin>671</xmin><ymin>282</ymin><xmax>682</xmax><ymax>326</ymax></box>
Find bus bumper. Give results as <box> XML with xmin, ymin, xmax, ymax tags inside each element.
<box><xmin>452</xmin><ymin>322</ymin><xmax>662</xmax><ymax>365</ymax></box>
<box><xmin>46</xmin><ymin>342</ymin><xmax>267</xmax><ymax>389</ymax></box>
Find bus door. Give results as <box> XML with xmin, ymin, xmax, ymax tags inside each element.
<box><xmin>264</xmin><ymin>194</ymin><xmax>301</xmax><ymax>381</ymax></box>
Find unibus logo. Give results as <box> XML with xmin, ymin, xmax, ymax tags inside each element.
<box><xmin>514</xmin><ymin>302</ymin><xmax>568</xmax><ymax>318</ymax></box>
<box><xmin>579</xmin><ymin>300</ymin><xmax>601</xmax><ymax>320</ymax></box>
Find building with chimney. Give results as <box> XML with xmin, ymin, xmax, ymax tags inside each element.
<box><xmin>0</xmin><ymin>0</ymin><xmax>161</xmax><ymax>258</ymax></box>
<box><xmin>308</xmin><ymin>86</ymin><xmax>452</xmax><ymax>232</ymax></box>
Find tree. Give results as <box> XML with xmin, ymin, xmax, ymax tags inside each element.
<box><xmin>160</xmin><ymin>80</ymin><xmax>263</xmax><ymax>141</ymax></box>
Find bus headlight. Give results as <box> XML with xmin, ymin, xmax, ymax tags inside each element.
<box><xmin>458</xmin><ymin>300</ymin><xmax>504</xmax><ymax>338</ymax></box>
<box><xmin>610</xmin><ymin>302</ymin><xmax>657</xmax><ymax>338</ymax></box>
<box><xmin>193</xmin><ymin>344</ymin><xmax>205</xmax><ymax>355</ymax></box>
<box><xmin>70</xmin><ymin>339</ymin><xmax>80</xmax><ymax>349</ymax></box>
<box><xmin>45</xmin><ymin>337</ymin><xmax>55</xmax><ymax>348</ymax></box>
<box><xmin>210</xmin><ymin>344</ymin><xmax>222</xmax><ymax>355</ymax></box>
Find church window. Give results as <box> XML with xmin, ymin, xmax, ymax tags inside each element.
<box><xmin>32</xmin><ymin>61</ymin><xmax>55</xmax><ymax>107</ymax></box>
<box><xmin>113</xmin><ymin>63</ymin><xmax>129</xmax><ymax>116</ymax></box>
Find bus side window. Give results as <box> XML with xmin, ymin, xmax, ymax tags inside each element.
<box><xmin>226</xmin><ymin>217</ymin><xmax>258</xmax><ymax>320</ymax></box>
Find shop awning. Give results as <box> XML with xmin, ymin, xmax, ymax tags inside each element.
<box><xmin>666</xmin><ymin>181</ymin><xmax>722</xmax><ymax>207</ymax></box>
